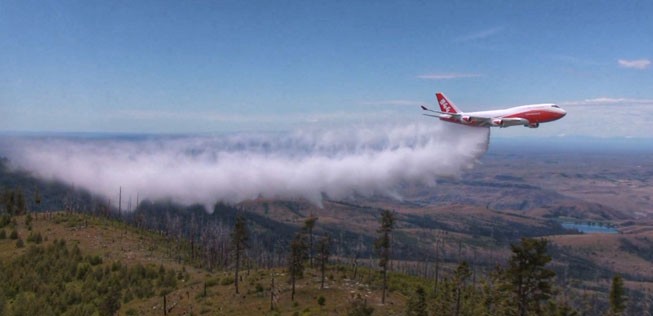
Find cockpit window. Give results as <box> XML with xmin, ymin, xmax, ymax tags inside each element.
<box><xmin>551</xmin><ymin>105</ymin><xmax>560</xmax><ymax>108</ymax></box>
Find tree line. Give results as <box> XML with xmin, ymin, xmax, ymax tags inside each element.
<box><xmin>0</xmin><ymin>164</ymin><xmax>646</xmax><ymax>315</ymax></box>
<box><xmin>0</xmin><ymin>238</ymin><xmax>183</xmax><ymax>315</ymax></box>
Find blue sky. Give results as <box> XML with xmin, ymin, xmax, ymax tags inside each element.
<box><xmin>1</xmin><ymin>0</ymin><xmax>652</xmax><ymax>137</ymax></box>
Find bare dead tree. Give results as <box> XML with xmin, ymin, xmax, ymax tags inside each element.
<box><xmin>317</xmin><ymin>234</ymin><xmax>332</xmax><ymax>289</ymax></box>
<box><xmin>231</xmin><ymin>215</ymin><xmax>249</xmax><ymax>294</ymax></box>
<box><xmin>375</xmin><ymin>210</ymin><xmax>395</xmax><ymax>305</ymax></box>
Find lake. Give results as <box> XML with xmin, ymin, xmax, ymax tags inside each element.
<box><xmin>562</xmin><ymin>222</ymin><xmax>618</xmax><ymax>234</ymax></box>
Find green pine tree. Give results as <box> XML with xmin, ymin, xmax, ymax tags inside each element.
<box><xmin>504</xmin><ymin>238</ymin><xmax>556</xmax><ymax>316</ymax></box>
<box><xmin>608</xmin><ymin>274</ymin><xmax>626</xmax><ymax>315</ymax></box>
<box><xmin>405</xmin><ymin>286</ymin><xmax>427</xmax><ymax>316</ymax></box>
<box><xmin>453</xmin><ymin>261</ymin><xmax>472</xmax><ymax>316</ymax></box>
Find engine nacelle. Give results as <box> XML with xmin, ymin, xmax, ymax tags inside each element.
<box><xmin>461</xmin><ymin>115</ymin><xmax>472</xmax><ymax>123</ymax></box>
<box><xmin>526</xmin><ymin>122</ymin><xmax>540</xmax><ymax>128</ymax></box>
<box><xmin>491</xmin><ymin>118</ymin><xmax>503</xmax><ymax>126</ymax></box>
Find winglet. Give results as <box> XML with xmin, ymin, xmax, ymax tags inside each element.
<box><xmin>420</xmin><ymin>105</ymin><xmax>428</xmax><ymax>111</ymax></box>
<box><xmin>435</xmin><ymin>92</ymin><xmax>461</xmax><ymax>114</ymax></box>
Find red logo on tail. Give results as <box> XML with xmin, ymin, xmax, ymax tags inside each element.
<box><xmin>437</xmin><ymin>93</ymin><xmax>456</xmax><ymax>113</ymax></box>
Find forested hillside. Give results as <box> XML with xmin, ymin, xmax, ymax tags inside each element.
<box><xmin>1</xmin><ymin>157</ymin><xmax>652</xmax><ymax>314</ymax></box>
<box><xmin>1</xmin><ymin>212</ymin><xmax>633</xmax><ymax>315</ymax></box>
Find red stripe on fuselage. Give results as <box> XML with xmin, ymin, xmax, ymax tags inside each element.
<box><xmin>504</xmin><ymin>109</ymin><xmax>564</xmax><ymax>123</ymax></box>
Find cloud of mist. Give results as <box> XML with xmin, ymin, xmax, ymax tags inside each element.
<box><xmin>618</xmin><ymin>58</ymin><xmax>651</xmax><ymax>70</ymax></box>
<box><xmin>1</xmin><ymin>123</ymin><xmax>490</xmax><ymax>210</ymax></box>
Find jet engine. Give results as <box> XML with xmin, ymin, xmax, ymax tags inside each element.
<box><xmin>526</xmin><ymin>123</ymin><xmax>540</xmax><ymax>128</ymax></box>
<box><xmin>461</xmin><ymin>115</ymin><xmax>472</xmax><ymax>123</ymax></box>
<box><xmin>491</xmin><ymin>118</ymin><xmax>503</xmax><ymax>127</ymax></box>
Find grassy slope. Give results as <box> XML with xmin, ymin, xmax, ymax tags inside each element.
<box><xmin>0</xmin><ymin>213</ymin><xmax>408</xmax><ymax>316</ymax></box>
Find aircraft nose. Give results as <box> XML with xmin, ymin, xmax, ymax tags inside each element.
<box><xmin>553</xmin><ymin>104</ymin><xmax>566</xmax><ymax>117</ymax></box>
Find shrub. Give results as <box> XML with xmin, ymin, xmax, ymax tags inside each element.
<box><xmin>205</xmin><ymin>277</ymin><xmax>219</xmax><ymax>288</ymax></box>
<box><xmin>0</xmin><ymin>229</ymin><xmax>6</xmax><ymax>239</ymax></box>
<box><xmin>9</xmin><ymin>229</ymin><xmax>18</xmax><ymax>240</ymax></box>
<box><xmin>159</xmin><ymin>288</ymin><xmax>173</xmax><ymax>297</ymax></box>
<box><xmin>159</xmin><ymin>269</ymin><xmax>177</xmax><ymax>289</ymax></box>
<box><xmin>27</xmin><ymin>231</ymin><xmax>43</xmax><ymax>244</ymax></box>
<box><xmin>220</xmin><ymin>277</ymin><xmax>234</xmax><ymax>286</ymax></box>
<box><xmin>15</xmin><ymin>238</ymin><xmax>24</xmax><ymax>248</ymax></box>
<box><xmin>347</xmin><ymin>294</ymin><xmax>373</xmax><ymax>316</ymax></box>
<box><xmin>0</xmin><ymin>214</ymin><xmax>10</xmax><ymax>228</ymax></box>
<box><xmin>111</xmin><ymin>261</ymin><xmax>123</xmax><ymax>272</ymax></box>
<box><xmin>77</xmin><ymin>263</ymin><xmax>91</xmax><ymax>280</ymax></box>
<box><xmin>88</xmin><ymin>255</ymin><xmax>103</xmax><ymax>266</ymax></box>
<box><xmin>317</xmin><ymin>296</ymin><xmax>326</xmax><ymax>306</ymax></box>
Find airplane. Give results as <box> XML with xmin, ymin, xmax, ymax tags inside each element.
<box><xmin>420</xmin><ymin>92</ymin><xmax>566</xmax><ymax>128</ymax></box>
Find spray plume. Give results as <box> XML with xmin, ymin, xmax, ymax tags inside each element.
<box><xmin>1</xmin><ymin>123</ymin><xmax>489</xmax><ymax>210</ymax></box>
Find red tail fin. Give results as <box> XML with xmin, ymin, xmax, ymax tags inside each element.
<box><xmin>436</xmin><ymin>92</ymin><xmax>461</xmax><ymax>114</ymax></box>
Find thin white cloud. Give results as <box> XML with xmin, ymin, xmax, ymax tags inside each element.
<box><xmin>561</xmin><ymin>97</ymin><xmax>653</xmax><ymax>106</ymax></box>
<box><xmin>417</xmin><ymin>73</ymin><xmax>482</xmax><ymax>80</ymax></box>
<box><xmin>116</xmin><ymin>109</ymin><xmax>246</xmax><ymax>122</ymax></box>
<box><xmin>111</xmin><ymin>108</ymin><xmax>417</xmax><ymax>130</ymax></box>
<box><xmin>359</xmin><ymin>100</ymin><xmax>422</xmax><ymax>106</ymax></box>
<box><xmin>555</xmin><ymin>97</ymin><xmax>653</xmax><ymax>138</ymax></box>
<box><xmin>549</xmin><ymin>54</ymin><xmax>604</xmax><ymax>66</ymax></box>
<box><xmin>114</xmin><ymin>109</ymin><xmax>334</xmax><ymax>124</ymax></box>
<box><xmin>456</xmin><ymin>26</ymin><xmax>504</xmax><ymax>43</ymax></box>
<box><xmin>618</xmin><ymin>59</ymin><xmax>651</xmax><ymax>70</ymax></box>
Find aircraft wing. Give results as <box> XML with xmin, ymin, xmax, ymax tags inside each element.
<box><xmin>422</xmin><ymin>113</ymin><xmax>458</xmax><ymax>119</ymax></box>
<box><xmin>494</xmin><ymin>117</ymin><xmax>530</xmax><ymax>127</ymax></box>
<box><xmin>469</xmin><ymin>117</ymin><xmax>529</xmax><ymax>127</ymax></box>
<box><xmin>421</xmin><ymin>110</ymin><xmax>492</xmax><ymax>124</ymax></box>
<box><xmin>420</xmin><ymin>106</ymin><xmax>462</xmax><ymax>118</ymax></box>
<box><xmin>434</xmin><ymin>113</ymin><xmax>529</xmax><ymax>127</ymax></box>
